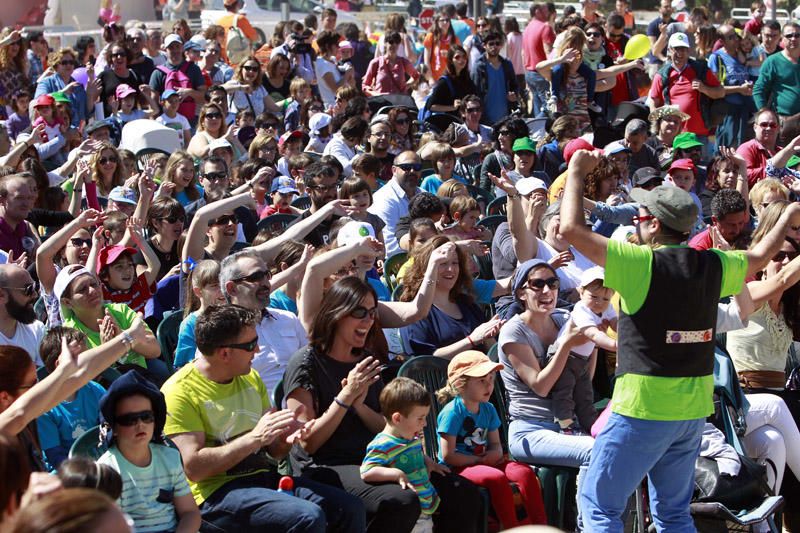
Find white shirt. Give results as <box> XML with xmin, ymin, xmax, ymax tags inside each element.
<box><xmin>369</xmin><ymin>179</ymin><xmax>420</xmax><ymax>258</ymax></box>
<box><xmin>560</xmin><ymin>300</ymin><xmax>617</xmax><ymax>358</ymax></box>
<box><xmin>322</xmin><ymin>133</ymin><xmax>357</xmax><ymax>177</ymax></box>
<box><xmin>252</xmin><ymin>308</ymin><xmax>308</xmax><ymax>394</ymax></box>
<box><xmin>0</xmin><ymin>320</ymin><xmax>46</xmax><ymax>366</ymax></box>
<box><xmin>156</xmin><ymin>113</ymin><xmax>191</xmax><ymax>147</ymax></box>
<box><xmin>315</xmin><ymin>57</ymin><xmax>342</xmax><ymax>107</ymax></box>
<box><xmin>534</xmin><ymin>239</ymin><xmax>597</xmax><ymax>291</ymax></box>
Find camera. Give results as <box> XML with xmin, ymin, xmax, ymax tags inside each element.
<box><xmin>288</xmin><ymin>34</ymin><xmax>311</xmax><ymax>55</ymax></box>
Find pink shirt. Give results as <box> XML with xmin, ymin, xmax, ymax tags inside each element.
<box><xmin>522</xmin><ymin>19</ymin><xmax>555</xmax><ymax>71</ymax></box>
<box><xmin>363</xmin><ymin>56</ymin><xmax>419</xmax><ymax>95</ymax></box>
<box><xmin>506</xmin><ymin>32</ymin><xmax>525</xmax><ymax>75</ymax></box>
<box><xmin>736</xmin><ymin>138</ymin><xmax>779</xmax><ymax>187</ymax></box>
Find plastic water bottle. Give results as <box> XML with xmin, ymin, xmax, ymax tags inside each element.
<box><xmin>277</xmin><ymin>476</ymin><xmax>294</xmax><ymax>496</ymax></box>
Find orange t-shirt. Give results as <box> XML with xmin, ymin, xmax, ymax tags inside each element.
<box><xmin>423</xmin><ymin>33</ymin><xmax>459</xmax><ymax>81</ymax></box>
<box><xmin>217</xmin><ymin>13</ymin><xmax>259</xmax><ymax>64</ymax></box>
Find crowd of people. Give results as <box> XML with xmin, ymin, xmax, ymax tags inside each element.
<box><xmin>1</xmin><ymin>0</ymin><xmax>800</xmax><ymax>531</ymax></box>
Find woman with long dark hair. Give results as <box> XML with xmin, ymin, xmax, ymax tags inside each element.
<box><xmin>427</xmin><ymin>45</ymin><xmax>476</xmax><ymax>114</ymax></box>
<box><xmin>286</xmin><ymin>276</ymin><xmax>484</xmax><ymax>533</ymax></box>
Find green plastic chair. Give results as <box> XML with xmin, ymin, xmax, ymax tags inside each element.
<box><xmin>382</xmin><ymin>252</ymin><xmax>408</xmax><ymax>294</ymax></box>
<box><xmin>486</xmin><ymin>196</ymin><xmax>508</xmax><ymax>216</ymax></box>
<box><xmin>157</xmin><ymin>309</ymin><xmax>184</xmax><ymax>372</ymax></box>
<box><xmin>68</xmin><ymin>425</ymin><xmax>107</xmax><ymax>460</ymax></box>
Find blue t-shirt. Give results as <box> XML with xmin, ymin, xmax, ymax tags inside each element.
<box><xmin>269</xmin><ymin>288</ymin><xmax>298</xmax><ymax>315</ymax></box>
<box><xmin>473</xmin><ymin>279</ymin><xmax>495</xmax><ymax>305</ymax></box>
<box><xmin>708</xmin><ymin>49</ymin><xmax>750</xmax><ymax>106</ymax></box>
<box><xmin>38</xmin><ymin>381</ymin><xmax>106</xmax><ymax>469</ymax></box>
<box><xmin>367</xmin><ymin>277</ymin><xmax>391</xmax><ymax>302</ymax></box>
<box><xmin>419</xmin><ymin>173</ymin><xmax>469</xmax><ymax>195</ymax></box>
<box><xmin>401</xmin><ymin>299</ymin><xmax>485</xmax><ymax>356</ymax></box>
<box><xmin>436</xmin><ymin>396</ymin><xmax>501</xmax><ymax>464</ymax></box>
<box><xmin>174</xmin><ymin>311</ymin><xmax>198</xmax><ymax>368</ymax></box>
<box><xmin>174</xmin><ymin>184</ymin><xmax>204</xmax><ymax>207</ymax></box>
<box><xmin>484</xmin><ymin>63</ymin><xmax>507</xmax><ymax>125</ymax></box>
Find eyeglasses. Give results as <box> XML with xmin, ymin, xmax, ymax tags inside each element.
<box><xmin>586</xmin><ymin>31</ymin><xmax>603</xmax><ymax>38</ymax></box>
<box><xmin>221</xmin><ymin>336</ymin><xmax>259</xmax><ymax>352</ymax></box>
<box><xmin>59</xmin><ymin>59</ymin><xmax>76</xmax><ymax>66</ymax></box>
<box><xmin>394</xmin><ymin>118</ymin><xmax>409</xmax><ymax>125</ymax></box>
<box><xmin>772</xmin><ymin>250</ymin><xmax>799</xmax><ymax>262</ymax></box>
<box><xmin>203</xmin><ymin>171</ymin><xmax>227</xmax><ymax>182</ymax></box>
<box><xmin>210</xmin><ymin>214</ymin><xmax>238</xmax><ymax>226</ymax></box>
<box><xmin>232</xmin><ymin>269</ymin><xmax>271</xmax><ymax>284</ymax></box>
<box><xmin>0</xmin><ymin>281</ymin><xmax>38</xmax><ymax>298</ymax></box>
<box><xmin>111</xmin><ymin>52</ymin><xmax>126</xmax><ymax>58</ymax></box>
<box><xmin>632</xmin><ymin>214</ymin><xmax>657</xmax><ymax>224</ymax></box>
<box><xmin>205</xmin><ymin>113</ymin><xmax>222</xmax><ymax>120</ymax></box>
<box><xmin>69</xmin><ymin>237</ymin><xmax>92</xmax><ymax>247</ymax></box>
<box><xmin>466</xmin><ymin>107</ymin><xmax>482</xmax><ymax>113</ymax></box>
<box><xmin>243</xmin><ymin>65</ymin><xmax>259</xmax><ymax>72</ymax></box>
<box><xmin>309</xmin><ymin>105</ymin><xmax>324</xmax><ymax>112</ymax></box>
<box><xmin>350</xmin><ymin>306</ymin><xmax>378</xmax><ymax>319</ymax></box>
<box><xmin>116</xmin><ymin>410</ymin><xmax>155</xmax><ymax>426</ymax></box>
<box><xmin>161</xmin><ymin>214</ymin><xmax>185</xmax><ymax>224</ymax></box>
<box><xmin>784</xmin><ymin>33</ymin><xmax>800</xmax><ymax>39</ymax></box>
<box><xmin>757</xmin><ymin>121</ymin><xmax>778</xmax><ymax>128</ymax></box>
<box><xmin>526</xmin><ymin>277</ymin><xmax>560</xmax><ymax>291</ymax></box>
<box><xmin>476</xmin><ymin>22</ymin><xmax>487</xmax><ymax>27</ymax></box>
<box><xmin>308</xmin><ymin>183</ymin><xmax>338</xmax><ymax>192</ymax></box>
<box><xmin>395</xmin><ymin>162</ymin><xmax>422</xmax><ymax>172</ymax></box>
<box><xmin>99</xmin><ymin>157</ymin><xmax>117</xmax><ymax>165</ymax></box>
<box><xmin>263</xmin><ymin>123</ymin><xmax>279</xmax><ymax>129</ymax></box>
<box><xmin>205</xmin><ymin>48</ymin><xmax>220</xmax><ymax>55</ymax></box>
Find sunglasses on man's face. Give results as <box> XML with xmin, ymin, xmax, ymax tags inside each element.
<box><xmin>232</xmin><ymin>269</ymin><xmax>271</xmax><ymax>284</ymax></box>
<box><xmin>0</xmin><ymin>281</ymin><xmax>38</xmax><ymax>298</ymax></box>
<box><xmin>203</xmin><ymin>171</ymin><xmax>227</xmax><ymax>182</ymax></box>
<box><xmin>221</xmin><ymin>336</ymin><xmax>260</xmax><ymax>352</ymax></box>
<box><xmin>396</xmin><ymin>163</ymin><xmax>422</xmax><ymax>172</ymax></box>
<box><xmin>116</xmin><ymin>410</ymin><xmax>155</xmax><ymax>426</ymax></box>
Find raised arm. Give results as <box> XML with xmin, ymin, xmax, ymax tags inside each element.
<box><xmin>36</xmin><ymin>209</ymin><xmax>104</xmax><ymax>293</ymax></box>
<box><xmin>745</xmin><ymin>203</ymin><xmax>800</xmax><ymax>277</ymax></box>
<box><xmin>182</xmin><ymin>192</ymin><xmax>255</xmax><ymax>269</ymax></box>
<box><xmin>127</xmin><ymin>218</ymin><xmax>161</xmax><ymax>286</ymax></box>
<box><xmin>489</xmin><ymin>170</ymin><xmax>543</xmax><ymax>261</ymax></box>
<box><xmin>746</xmin><ymin>253</ymin><xmax>800</xmax><ymax>309</ymax></box>
<box><xmin>559</xmin><ymin>150</ymin><xmax>610</xmax><ymax>266</ymax></box>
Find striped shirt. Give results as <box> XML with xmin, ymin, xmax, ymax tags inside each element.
<box><xmin>102</xmin><ymin>273</ymin><xmax>153</xmax><ymax>314</ymax></box>
<box><xmin>361</xmin><ymin>432</ymin><xmax>440</xmax><ymax>514</ymax></box>
<box><xmin>99</xmin><ymin>443</ymin><xmax>191</xmax><ymax>532</ymax></box>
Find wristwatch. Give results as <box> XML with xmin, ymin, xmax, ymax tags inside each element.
<box><xmin>120</xmin><ymin>331</ymin><xmax>134</xmax><ymax>349</ymax></box>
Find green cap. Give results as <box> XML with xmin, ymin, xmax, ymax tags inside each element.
<box><xmin>672</xmin><ymin>132</ymin><xmax>703</xmax><ymax>151</ymax></box>
<box><xmin>788</xmin><ymin>155</ymin><xmax>800</xmax><ymax>169</ymax></box>
<box><xmin>630</xmin><ymin>185</ymin><xmax>698</xmax><ymax>234</ymax></box>
<box><xmin>51</xmin><ymin>91</ymin><xmax>71</xmax><ymax>105</ymax></box>
<box><xmin>512</xmin><ymin>137</ymin><xmax>536</xmax><ymax>153</ymax></box>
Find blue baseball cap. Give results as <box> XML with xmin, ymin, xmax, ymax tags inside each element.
<box><xmin>160</xmin><ymin>89</ymin><xmax>178</xmax><ymax>101</ymax></box>
<box><xmin>271</xmin><ymin>176</ymin><xmax>299</xmax><ymax>194</ymax></box>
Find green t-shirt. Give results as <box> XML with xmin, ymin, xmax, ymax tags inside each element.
<box><xmin>604</xmin><ymin>240</ymin><xmax>747</xmax><ymax>421</ymax></box>
<box><xmin>161</xmin><ymin>363</ymin><xmax>271</xmax><ymax>505</ymax></box>
<box><xmin>62</xmin><ymin>303</ymin><xmax>151</xmax><ymax>368</ymax></box>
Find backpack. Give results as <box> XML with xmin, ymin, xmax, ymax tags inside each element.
<box><xmin>658</xmin><ymin>59</ymin><xmax>727</xmax><ymax>130</ymax></box>
<box><xmin>418</xmin><ymin>75</ymin><xmax>456</xmax><ymax>124</ymax></box>
<box><xmin>157</xmin><ymin>63</ymin><xmax>195</xmax><ymax>120</ymax></box>
<box><xmin>226</xmin><ymin>14</ymin><xmax>251</xmax><ymax>66</ymax></box>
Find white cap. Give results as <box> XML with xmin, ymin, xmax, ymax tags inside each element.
<box><xmin>189</xmin><ymin>35</ymin><xmax>207</xmax><ymax>49</ymax></box>
<box><xmin>515</xmin><ymin>177</ymin><xmax>548</xmax><ymax>196</ymax></box>
<box><xmin>208</xmin><ymin>137</ymin><xmax>233</xmax><ymax>153</ymax></box>
<box><xmin>668</xmin><ymin>32</ymin><xmax>691</xmax><ymax>48</ymax></box>
<box><xmin>337</xmin><ymin>221</ymin><xmax>376</xmax><ymax>247</ymax></box>
<box><xmin>604</xmin><ymin>140</ymin><xmax>631</xmax><ymax>156</ymax></box>
<box><xmin>579</xmin><ymin>266</ymin><xmax>606</xmax><ymax>288</ymax></box>
<box><xmin>671</xmin><ymin>0</ymin><xmax>686</xmax><ymax>10</ymax></box>
<box><xmin>53</xmin><ymin>265</ymin><xmax>93</xmax><ymax>303</ymax></box>
<box><xmin>309</xmin><ymin>113</ymin><xmax>332</xmax><ymax>135</ymax></box>
<box><xmin>163</xmin><ymin>34</ymin><xmax>183</xmax><ymax>48</ymax></box>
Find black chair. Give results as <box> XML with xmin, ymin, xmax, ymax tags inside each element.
<box><xmin>367</xmin><ymin>95</ymin><xmax>417</xmax><ymax>116</ymax></box>
<box><xmin>135</xmin><ymin>147</ymin><xmax>171</xmax><ymax>172</ymax></box>
<box><xmin>291</xmin><ymin>196</ymin><xmax>312</xmax><ymax>210</ymax></box>
<box><xmin>397</xmin><ymin>356</ymin><xmax>450</xmax><ymax>459</ymax></box>
<box><xmin>486</xmin><ymin>196</ymin><xmax>507</xmax><ymax>216</ymax></box>
<box><xmin>477</xmin><ymin>215</ymin><xmax>507</xmax><ymax>237</ymax></box>
<box><xmin>156</xmin><ymin>309</ymin><xmax>184</xmax><ymax>373</ymax></box>
<box><xmin>423</xmin><ymin>113</ymin><xmax>462</xmax><ymax>134</ymax></box>
<box><xmin>467</xmin><ymin>185</ymin><xmax>494</xmax><ymax>215</ymax></box>
<box><xmin>257</xmin><ymin>213</ymin><xmax>300</xmax><ymax>235</ymax></box>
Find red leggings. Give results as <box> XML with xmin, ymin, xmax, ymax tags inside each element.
<box><xmin>457</xmin><ymin>460</ymin><xmax>547</xmax><ymax>528</ymax></box>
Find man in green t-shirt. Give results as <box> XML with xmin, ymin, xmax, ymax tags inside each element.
<box><xmin>161</xmin><ymin>304</ymin><xmax>365</xmax><ymax>532</ymax></box>
<box><xmin>559</xmin><ymin>149</ymin><xmax>800</xmax><ymax>531</ymax></box>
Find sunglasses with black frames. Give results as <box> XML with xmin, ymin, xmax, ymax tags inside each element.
<box><xmin>221</xmin><ymin>336</ymin><xmax>260</xmax><ymax>352</ymax></box>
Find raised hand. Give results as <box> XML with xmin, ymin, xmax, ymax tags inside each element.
<box><xmin>549</xmin><ymin>249</ymin><xmax>574</xmax><ymax>269</ymax></box>
<box><xmin>340</xmin><ymin>357</ymin><xmax>382</xmax><ymax>404</ymax></box>
<box><xmin>470</xmin><ymin>315</ymin><xmax>505</xmax><ymax>343</ymax></box>
<box><xmin>126</xmin><ymin>217</ymin><xmax>146</xmax><ymax>246</ymax></box>
<box><xmin>569</xmin><ymin>149</ymin><xmax>603</xmax><ymax>174</ymax></box>
<box><xmin>488</xmin><ymin>169</ymin><xmax>517</xmax><ymax>195</ymax></box>
<box><xmin>98</xmin><ymin>309</ymin><xmax>122</xmax><ymax>344</ymax></box>
<box><xmin>29</xmin><ymin>123</ymin><xmax>45</xmax><ymax>145</ymax></box>
<box><xmin>77</xmin><ymin>208</ymin><xmax>105</xmax><ymax>228</ymax></box>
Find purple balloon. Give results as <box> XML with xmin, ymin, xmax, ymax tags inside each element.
<box><xmin>72</xmin><ymin>67</ymin><xmax>89</xmax><ymax>88</ymax></box>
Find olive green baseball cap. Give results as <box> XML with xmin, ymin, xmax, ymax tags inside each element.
<box><xmin>630</xmin><ymin>185</ymin><xmax>698</xmax><ymax>234</ymax></box>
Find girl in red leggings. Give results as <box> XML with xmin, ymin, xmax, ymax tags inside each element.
<box><xmin>436</xmin><ymin>351</ymin><xmax>547</xmax><ymax>529</ymax></box>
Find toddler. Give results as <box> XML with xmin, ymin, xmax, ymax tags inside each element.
<box><xmin>664</xmin><ymin>158</ymin><xmax>705</xmax><ymax>235</ymax></box>
<box><xmin>276</xmin><ymin>130</ymin><xmax>304</xmax><ymax>177</ymax></box>
<box><xmin>338</xmin><ymin>176</ymin><xmax>386</xmax><ymax>239</ymax></box>
<box><xmin>437</xmin><ymin>351</ymin><xmax>546</xmax><ymax>529</ymax></box>
<box><xmin>552</xmin><ymin>267</ymin><xmax>617</xmax><ymax>433</ymax></box>
<box><xmin>6</xmin><ymin>89</ymin><xmax>31</xmax><ymax>141</ymax></box>
<box><xmin>306</xmin><ymin>112</ymin><xmax>332</xmax><ymax>154</ymax></box>
<box><xmin>111</xmin><ymin>84</ymin><xmax>150</xmax><ymax>130</ymax></box>
<box><xmin>443</xmin><ymin>196</ymin><xmax>492</xmax><ymax>241</ymax></box>
<box><xmin>155</xmin><ymin>89</ymin><xmax>191</xmax><ymax>148</ymax></box>
<box><xmin>32</xmin><ymin>93</ymin><xmax>65</xmax><ymax>145</ymax></box>
<box><xmin>98</xmin><ymin>370</ymin><xmax>201</xmax><ymax>532</ymax></box>
<box><xmin>361</xmin><ymin>377</ymin><xmax>443</xmax><ymax>533</ymax></box>
<box><xmin>284</xmin><ymin>77</ymin><xmax>312</xmax><ymax>132</ymax></box>
<box><xmin>260</xmin><ymin>176</ymin><xmax>301</xmax><ymax>218</ymax></box>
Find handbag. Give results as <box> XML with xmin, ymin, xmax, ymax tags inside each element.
<box><xmin>693</xmin><ymin>454</ymin><xmax>771</xmax><ymax>511</ymax></box>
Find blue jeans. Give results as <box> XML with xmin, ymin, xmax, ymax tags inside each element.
<box><xmin>199</xmin><ymin>471</ymin><xmax>366</xmax><ymax>533</ymax></box>
<box><xmin>525</xmin><ymin>70</ymin><xmax>550</xmax><ymax>118</ymax></box>
<box><xmin>509</xmin><ymin>418</ymin><xmax>594</xmax><ymax>469</ymax></box>
<box><xmin>580</xmin><ymin>413</ymin><xmax>705</xmax><ymax>533</ymax></box>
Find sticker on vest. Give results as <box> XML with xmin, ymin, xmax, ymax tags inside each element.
<box><xmin>665</xmin><ymin>329</ymin><xmax>713</xmax><ymax>344</ymax></box>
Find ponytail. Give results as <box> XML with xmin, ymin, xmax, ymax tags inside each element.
<box><xmin>435</xmin><ymin>375</ymin><xmax>467</xmax><ymax>405</ymax></box>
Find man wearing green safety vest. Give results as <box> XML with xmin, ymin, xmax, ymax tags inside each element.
<box><xmin>559</xmin><ymin>148</ymin><xmax>800</xmax><ymax>531</ymax></box>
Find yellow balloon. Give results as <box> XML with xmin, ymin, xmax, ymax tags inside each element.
<box><xmin>624</xmin><ymin>34</ymin><xmax>651</xmax><ymax>60</ymax></box>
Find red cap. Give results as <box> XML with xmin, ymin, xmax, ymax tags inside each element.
<box><xmin>34</xmin><ymin>94</ymin><xmax>55</xmax><ymax>107</ymax></box>
<box><xmin>668</xmin><ymin>158</ymin><xmax>696</xmax><ymax>174</ymax></box>
<box><xmin>96</xmin><ymin>244</ymin><xmax>138</xmax><ymax>273</ymax></box>
<box><xmin>563</xmin><ymin>138</ymin><xmax>597</xmax><ymax>165</ymax></box>
<box><xmin>279</xmin><ymin>130</ymin><xmax>303</xmax><ymax>147</ymax></box>
<box><xmin>278</xmin><ymin>476</ymin><xmax>294</xmax><ymax>491</ymax></box>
